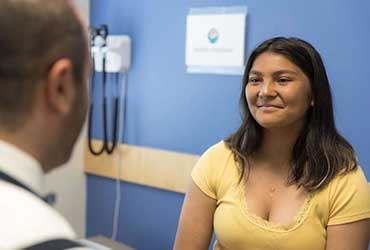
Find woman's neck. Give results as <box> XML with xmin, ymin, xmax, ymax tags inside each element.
<box><xmin>255</xmin><ymin>123</ymin><xmax>304</xmax><ymax>171</ymax></box>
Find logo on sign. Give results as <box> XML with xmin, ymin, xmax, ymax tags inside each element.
<box><xmin>208</xmin><ymin>28</ymin><xmax>219</xmax><ymax>44</ymax></box>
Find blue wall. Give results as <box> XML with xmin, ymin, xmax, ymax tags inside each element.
<box><xmin>87</xmin><ymin>1</ymin><xmax>370</xmax><ymax>249</ymax></box>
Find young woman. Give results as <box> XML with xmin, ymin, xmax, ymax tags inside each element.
<box><xmin>174</xmin><ymin>37</ymin><xmax>370</xmax><ymax>250</ymax></box>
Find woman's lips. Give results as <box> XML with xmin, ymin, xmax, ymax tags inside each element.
<box><xmin>257</xmin><ymin>104</ymin><xmax>283</xmax><ymax>111</ymax></box>
<box><xmin>257</xmin><ymin>103</ymin><xmax>283</xmax><ymax>107</ymax></box>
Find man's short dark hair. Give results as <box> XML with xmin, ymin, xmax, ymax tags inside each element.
<box><xmin>0</xmin><ymin>0</ymin><xmax>88</xmax><ymax>130</ymax></box>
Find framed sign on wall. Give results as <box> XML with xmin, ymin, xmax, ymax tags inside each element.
<box><xmin>185</xmin><ymin>6</ymin><xmax>248</xmax><ymax>75</ymax></box>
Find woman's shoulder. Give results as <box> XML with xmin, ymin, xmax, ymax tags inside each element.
<box><xmin>203</xmin><ymin>140</ymin><xmax>233</xmax><ymax>157</ymax></box>
<box><xmin>202</xmin><ymin>140</ymin><xmax>239</xmax><ymax>178</ymax></box>
<box><xmin>316</xmin><ymin>166</ymin><xmax>369</xmax><ymax>194</ymax></box>
<box><xmin>195</xmin><ymin>140</ymin><xmax>235</xmax><ymax>172</ymax></box>
<box><xmin>191</xmin><ymin>140</ymin><xmax>237</xmax><ymax>199</ymax></box>
<box><xmin>322</xmin><ymin>166</ymin><xmax>370</xmax><ymax>225</ymax></box>
<box><xmin>199</xmin><ymin>141</ymin><xmax>237</xmax><ymax>168</ymax></box>
<box><xmin>315</xmin><ymin>166</ymin><xmax>370</xmax><ymax>200</ymax></box>
<box><xmin>329</xmin><ymin>166</ymin><xmax>369</xmax><ymax>190</ymax></box>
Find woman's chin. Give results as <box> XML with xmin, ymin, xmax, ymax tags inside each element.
<box><xmin>255</xmin><ymin>119</ymin><xmax>288</xmax><ymax>129</ymax></box>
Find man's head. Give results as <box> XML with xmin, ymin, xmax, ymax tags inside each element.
<box><xmin>0</xmin><ymin>0</ymin><xmax>90</xmax><ymax>171</ymax></box>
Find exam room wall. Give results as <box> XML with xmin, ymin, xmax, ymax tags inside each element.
<box><xmin>87</xmin><ymin>1</ymin><xmax>370</xmax><ymax>249</ymax></box>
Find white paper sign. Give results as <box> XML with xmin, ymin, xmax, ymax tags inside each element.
<box><xmin>185</xmin><ymin>7</ymin><xmax>247</xmax><ymax>75</ymax></box>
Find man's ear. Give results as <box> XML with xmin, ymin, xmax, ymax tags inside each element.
<box><xmin>45</xmin><ymin>59</ymin><xmax>75</xmax><ymax>114</ymax></box>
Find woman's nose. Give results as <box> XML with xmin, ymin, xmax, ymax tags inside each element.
<box><xmin>258</xmin><ymin>81</ymin><xmax>277</xmax><ymax>98</ymax></box>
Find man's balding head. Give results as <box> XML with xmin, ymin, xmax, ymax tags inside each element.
<box><xmin>0</xmin><ymin>0</ymin><xmax>88</xmax><ymax>131</ymax></box>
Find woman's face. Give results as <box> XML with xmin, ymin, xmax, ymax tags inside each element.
<box><xmin>246</xmin><ymin>52</ymin><xmax>313</xmax><ymax>130</ymax></box>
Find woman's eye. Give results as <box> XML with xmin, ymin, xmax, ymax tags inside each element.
<box><xmin>249</xmin><ymin>78</ymin><xmax>261</xmax><ymax>84</ymax></box>
<box><xmin>277</xmin><ymin>78</ymin><xmax>291</xmax><ymax>84</ymax></box>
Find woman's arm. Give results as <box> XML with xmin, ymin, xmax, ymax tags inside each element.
<box><xmin>326</xmin><ymin>219</ymin><xmax>370</xmax><ymax>250</ymax></box>
<box><xmin>174</xmin><ymin>180</ymin><xmax>217</xmax><ymax>250</ymax></box>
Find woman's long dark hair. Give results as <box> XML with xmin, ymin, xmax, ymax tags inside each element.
<box><xmin>225</xmin><ymin>37</ymin><xmax>357</xmax><ymax>191</ymax></box>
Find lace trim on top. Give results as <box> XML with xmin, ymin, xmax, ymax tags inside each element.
<box><xmin>236</xmin><ymin>181</ymin><xmax>314</xmax><ymax>232</ymax></box>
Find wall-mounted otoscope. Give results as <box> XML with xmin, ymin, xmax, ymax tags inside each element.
<box><xmin>88</xmin><ymin>25</ymin><xmax>131</xmax><ymax>156</ymax></box>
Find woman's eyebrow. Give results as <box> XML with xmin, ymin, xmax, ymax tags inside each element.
<box><xmin>249</xmin><ymin>69</ymin><xmax>299</xmax><ymax>76</ymax></box>
<box><xmin>249</xmin><ymin>70</ymin><xmax>263</xmax><ymax>76</ymax></box>
<box><xmin>272</xmin><ymin>69</ymin><xmax>298</xmax><ymax>76</ymax></box>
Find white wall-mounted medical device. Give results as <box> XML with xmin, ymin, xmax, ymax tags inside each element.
<box><xmin>88</xmin><ymin>27</ymin><xmax>131</xmax><ymax>157</ymax></box>
<box><xmin>92</xmin><ymin>35</ymin><xmax>131</xmax><ymax>73</ymax></box>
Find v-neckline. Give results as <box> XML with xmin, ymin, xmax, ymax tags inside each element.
<box><xmin>237</xmin><ymin>181</ymin><xmax>315</xmax><ymax>232</ymax></box>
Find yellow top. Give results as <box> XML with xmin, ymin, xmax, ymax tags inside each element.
<box><xmin>191</xmin><ymin>141</ymin><xmax>370</xmax><ymax>250</ymax></box>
